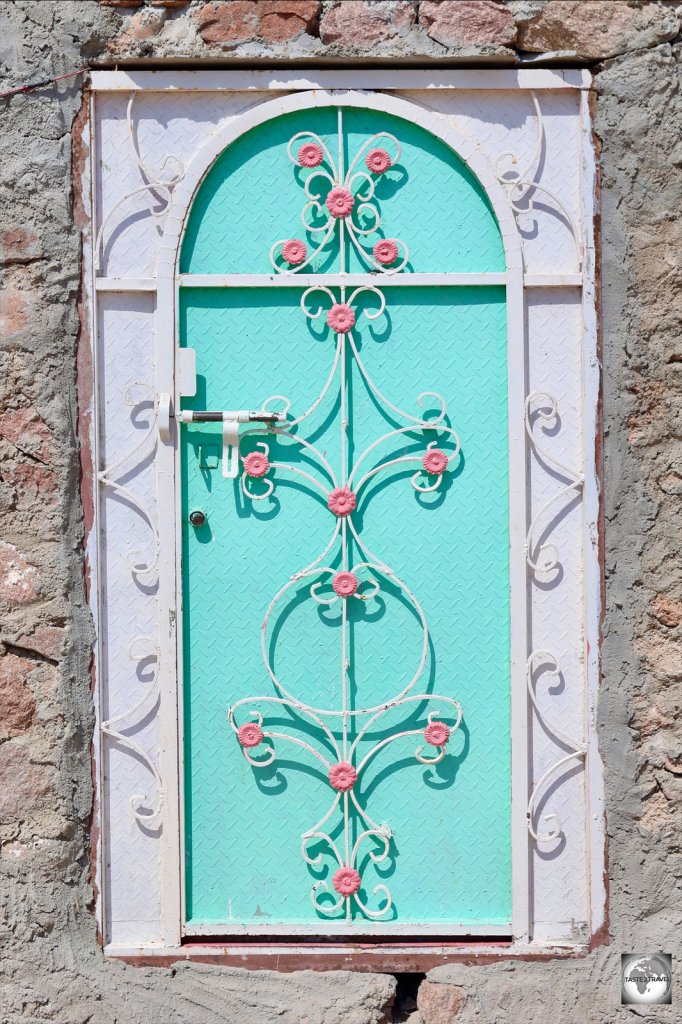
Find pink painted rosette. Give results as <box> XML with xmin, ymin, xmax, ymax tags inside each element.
<box><xmin>327</xmin><ymin>486</ymin><xmax>357</xmax><ymax>517</ymax></box>
<box><xmin>424</xmin><ymin>720</ymin><xmax>451</xmax><ymax>747</ymax></box>
<box><xmin>326</xmin><ymin>303</ymin><xmax>356</xmax><ymax>333</ymax></box>
<box><xmin>365</xmin><ymin>147</ymin><xmax>392</xmax><ymax>174</ymax></box>
<box><xmin>332</xmin><ymin>571</ymin><xmax>359</xmax><ymax>598</ymax></box>
<box><xmin>422</xmin><ymin>448</ymin><xmax>449</xmax><ymax>475</ymax></box>
<box><xmin>373</xmin><ymin>238</ymin><xmax>399</xmax><ymax>266</ymax></box>
<box><xmin>325</xmin><ymin>186</ymin><xmax>354</xmax><ymax>218</ymax></box>
<box><xmin>328</xmin><ymin>761</ymin><xmax>357</xmax><ymax>792</ymax></box>
<box><xmin>237</xmin><ymin>722</ymin><xmax>264</xmax><ymax>748</ymax></box>
<box><xmin>298</xmin><ymin>142</ymin><xmax>323</xmax><ymax>167</ymax></box>
<box><xmin>243</xmin><ymin>451</ymin><xmax>270</xmax><ymax>478</ymax></box>
<box><xmin>282</xmin><ymin>239</ymin><xmax>307</xmax><ymax>265</ymax></box>
<box><xmin>333</xmin><ymin>866</ymin><xmax>361</xmax><ymax>896</ymax></box>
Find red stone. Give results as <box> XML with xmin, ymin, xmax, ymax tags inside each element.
<box><xmin>194</xmin><ymin>0</ymin><xmax>259</xmax><ymax>43</ymax></box>
<box><xmin>0</xmin><ymin>543</ymin><xmax>38</xmax><ymax>605</ymax></box>
<box><xmin>417</xmin><ymin>981</ymin><xmax>467</xmax><ymax>1024</ymax></box>
<box><xmin>0</xmin><ymin>654</ymin><xmax>36</xmax><ymax>740</ymax></box>
<box><xmin>0</xmin><ymin>743</ymin><xmax>51</xmax><ymax>819</ymax></box>
<box><xmin>0</xmin><ymin>287</ymin><xmax>31</xmax><ymax>340</ymax></box>
<box><xmin>0</xmin><ymin>406</ymin><xmax>54</xmax><ymax>464</ymax></box>
<box><xmin>517</xmin><ymin>0</ymin><xmax>679</xmax><ymax>61</ymax></box>
<box><xmin>7</xmin><ymin>463</ymin><xmax>58</xmax><ymax>508</ymax></box>
<box><xmin>320</xmin><ymin>1</ymin><xmax>415</xmax><ymax>47</ymax></box>
<box><xmin>258</xmin><ymin>1</ymin><xmax>320</xmax><ymax>42</ymax></box>
<box><xmin>0</xmin><ymin>228</ymin><xmax>41</xmax><ymax>264</ymax></box>
<box><xmin>107</xmin><ymin>8</ymin><xmax>166</xmax><ymax>51</ymax></box>
<box><xmin>16</xmin><ymin>625</ymin><xmax>65</xmax><ymax>662</ymax></box>
<box><xmin>419</xmin><ymin>0</ymin><xmax>515</xmax><ymax>47</ymax></box>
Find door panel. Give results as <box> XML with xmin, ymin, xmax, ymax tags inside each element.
<box><xmin>179</xmin><ymin>107</ymin><xmax>511</xmax><ymax>933</ymax></box>
<box><xmin>180</xmin><ymin>287</ymin><xmax>510</xmax><ymax>930</ymax></box>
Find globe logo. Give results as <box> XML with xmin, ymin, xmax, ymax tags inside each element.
<box><xmin>621</xmin><ymin>954</ymin><xmax>672</xmax><ymax>1005</ymax></box>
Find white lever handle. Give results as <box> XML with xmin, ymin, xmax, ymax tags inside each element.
<box><xmin>222</xmin><ymin>417</ymin><xmax>240</xmax><ymax>479</ymax></box>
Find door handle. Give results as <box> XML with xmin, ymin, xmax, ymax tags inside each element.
<box><xmin>176</xmin><ymin>409</ymin><xmax>285</xmax><ymax>479</ymax></box>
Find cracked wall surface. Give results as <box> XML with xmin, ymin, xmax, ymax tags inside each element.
<box><xmin>0</xmin><ymin>2</ymin><xmax>680</xmax><ymax>1022</ymax></box>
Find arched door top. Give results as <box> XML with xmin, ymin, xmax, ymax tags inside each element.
<box><xmin>158</xmin><ymin>90</ymin><xmax>522</xmax><ymax>281</ymax></box>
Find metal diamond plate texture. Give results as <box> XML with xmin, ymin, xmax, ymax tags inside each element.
<box><xmin>526</xmin><ymin>290</ymin><xmax>588</xmax><ymax>938</ymax></box>
<box><xmin>96</xmin><ymin>90</ymin><xmax>581</xmax><ymax>282</ymax></box>
<box><xmin>93</xmin><ymin>85</ymin><xmax>592</xmax><ymax>946</ymax></box>
<box><xmin>97</xmin><ymin>294</ymin><xmax>161</xmax><ymax>945</ymax></box>
<box><xmin>96</xmin><ymin>93</ymin><xmax>265</xmax><ymax>280</ymax></box>
<box><xmin>401</xmin><ymin>90</ymin><xmax>582</xmax><ymax>277</ymax></box>
<box><xmin>181</xmin><ymin>285</ymin><xmax>511</xmax><ymax>928</ymax></box>
<box><xmin>181</xmin><ymin>106</ymin><xmax>504</xmax><ymax>275</ymax></box>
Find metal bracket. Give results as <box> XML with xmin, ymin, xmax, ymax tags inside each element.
<box><xmin>175</xmin><ymin>409</ymin><xmax>285</xmax><ymax>479</ymax></box>
<box><xmin>158</xmin><ymin>393</ymin><xmax>172</xmax><ymax>442</ymax></box>
<box><xmin>222</xmin><ymin>415</ymin><xmax>240</xmax><ymax>479</ymax></box>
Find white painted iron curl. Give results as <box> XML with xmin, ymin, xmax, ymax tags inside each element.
<box><xmin>269</xmin><ymin>116</ymin><xmax>409</xmax><ymax>275</ymax></box>
<box><xmin>494</xmin><ymin>92</ymin><xmax>582</xmax><ymax>271</ymax></box>
<box><xmin>95</xmin><ymin>93</ymin><xmax>185</xmax><ymax>273</ymax></box>
<box><xmin>525</xmin><ymin>391</ymin><xmax>584</xmax><ymax>578</ymax></box>
<box><xmin>97</xmin><ymin>381</ymin><xmax>159</xmax><ymax>587</ymax></box>
<box><xmin>101</xmin><ymin>635</ymin><xmax>163</xmax><ymax>827</ymax></box>
<box><xmin>526</xmin><ymin>651</ymin><xmax>586</xmax><ymax>844</ymax></box>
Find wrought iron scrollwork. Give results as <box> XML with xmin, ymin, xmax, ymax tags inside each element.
<box><xmin>228</xmin><ymin>114</ymin><xmax>463</xmax><ymax>919</ymax></box>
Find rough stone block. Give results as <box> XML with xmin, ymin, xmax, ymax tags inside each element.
<box><xmin>0</xmin><ymin>542</ymin><xmax>38</xmax><ymax>605</ymax></box>
<box><xmin>0</xmin><ymin>228</ymin><xmax>42</xmax><ymax>265</ymax></box>
<box><xmin>258</xmin><ymin>0</ymin><xmax>320</xmax><ymax>42</ymax></box>
<box><xmin>15</xmin><ymin>625</ymin><xmax>65</xmax><ymax>662</ymax></box>
<box><xmin>0</xmin><ymin>653</ymin><xmax>36</xmax><ymax>739</ymax></box>
<box><xmin>194</xmin><ymin>0</ymin><xmax>260</xmax><ymax>43</ymax></box>
<box><xmin>419</xmin><ymin>0</ymin><xmax>516</xmax><ymax>47</ymax></box>
<box><xmin>0</xmin><ymin>742</ymin><xmax>51</xmax><ymax>819</ymax></box>
<box><xmin>517</xmin><ymin>0</ymin><xmax>680</xmax><ymax>60</ymax></box>
<box><xmin>107</xmin><ymin>8</ymin><xmax>167</xmax><ymax>51</ymax></box>
<box><xmin>320</xmin><ymin>0</ymin><xmax>415</xmax><ymax>47</ymax></box>
<box><xmin>417</xmin><ymin>980</ymin><xmax>466</xmax><ymax>1024</ymax></box>
<box><xmin>652</xmin><ymin>593</ymin><xmax>682</xmax><ymax>628</ymax></box>
<box><xmin>0</xmin><ymin>287</ymin><xmax>32</xmax><ymax>341</ymax></box>
<box><xmin>0</xmin><ymin>407</ymin><xmax>55</xmax><ymax>465</ymax></box>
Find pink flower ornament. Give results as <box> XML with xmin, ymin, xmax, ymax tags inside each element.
<box><xmin>327</xmin><ymin>303</ymin><xmax>356</xmax><ymax>333</ymax></box>
<box><xmin>328</xmin><ymin>486</ymin><xmax>357</xmax><ymax>517</ymax></box>
<box><xmin>326</xmin><ymin>186</ymin><xmax>354</xmax><ymax>218</ymax></box>
<box><xmin>365</xmin><ymin>148</ymin><xmax>392</xmax><ymax>174</ymax></box>
<box><xmin>424</xmin><ymin>720</ymin><xmax>451</xmax><ymax>747</ymax></box>
<box><xmin>298</xmin><ymin>142</ymin><xmax>323</xmax><ymax>167</ymax></box>
<box><xmin>282</xmin><ymin>239</ymin><xmax>307</xmax><ymax>265</ymax></box>
<box><xmin>237</xmin><ymin>722</ymin><xmax>264</xmax><ymax>748</ymax></box>
<box><xmin>332</xmin><ymin>571</ymin><xmax>359</xmax><ymax>598</ymax></box>
<box><xmin>329</xmin><ymin>761</ymin><xmax>357</xmax><ymax>791</ymax></box>
<box><xmin>333</xmin><ymin>866</ymin><xmax>361</xmax><ymax>897</ymax></box>
<box><xmin>422</xmin><ymin>448</ymin><xmax>449</xmax><ymax>475</ymax></box>
<box><xmin>243</xmin><ymin>451</ymin><xmax>270</xmax><ymax>478</ymax></box>
<box><xmin>373</xmin><ymin>239</ymin><xmax>399</xmax><ymax>266</ymax></box>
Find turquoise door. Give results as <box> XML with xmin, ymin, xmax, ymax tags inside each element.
<box><xmin>179</xmin><ymin>106</ymin><xmax>511</xmax><ymax>933</ymax></box>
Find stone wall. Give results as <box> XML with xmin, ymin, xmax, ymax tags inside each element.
<box><xmin>0</xmin><ymin>2</ymin><xmax>680</xmax><ymax>1022</ymax></box>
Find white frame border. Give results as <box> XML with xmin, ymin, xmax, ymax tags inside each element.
<box><xmin>84</xmin><ymin>71</ymin><xmax>604</xmax><ymax>957</ymax></box>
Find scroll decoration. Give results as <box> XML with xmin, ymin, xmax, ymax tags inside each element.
<box><xmin>269</xmin><ymin>110</ymin><xmax>409</xmax><ymax>275</ymax></box>
<box><xmin>228</xmin><ymin>114</ymin><xmax>464</xmax><ymax>920</ymax></box>
<box><xmin>526</xmin><ymin>651</ymin><xmax>586</xmax><ymax>846</ymax></box>
<box><xmin>99</xmin><ymin>383</ymin><xmax>163</xmax><ymax>828</ymax></box>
